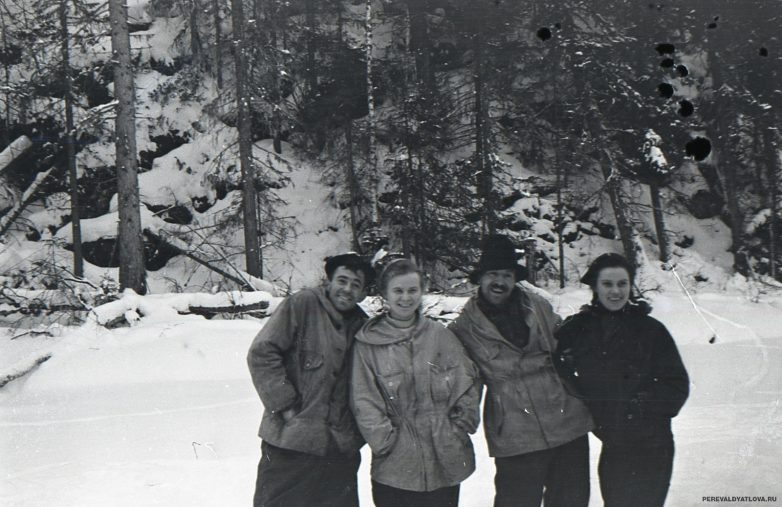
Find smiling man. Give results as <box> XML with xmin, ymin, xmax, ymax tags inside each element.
<box><xmin>247</xmin><ymin>253</ymin><xmax>375</xmax><ymax>507</ymax></box>
<box><xmin>449</xmin><ymin>235</ymin><xmax>594</xmax><ymax>507</ymax></box>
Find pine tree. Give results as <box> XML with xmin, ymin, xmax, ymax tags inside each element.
<box><xmin>230</xmin><ymin>0</ymin><xmax>262</xmax><ymax>278</ymax></box>
<box><xmin>108</xmin><ymin>0</ymin><xmax>146</xmax><ymax>293</ymax></box>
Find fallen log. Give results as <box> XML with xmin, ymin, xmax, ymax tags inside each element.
<box><xmin>187</xmin><ymin>300</ymin><xmax>270</xmax><ymax>319</ymax></box>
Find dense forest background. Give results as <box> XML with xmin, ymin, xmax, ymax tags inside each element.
<box><xmin>0</xmin><ymin>0</ymin><xmax>780</xmax><ymax>303</ymax></box>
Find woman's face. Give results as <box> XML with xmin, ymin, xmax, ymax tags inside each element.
<box><xmin>594</xmin><ymin>267</ymin><xmax>631</xmax><ymax>312</ymax></box>
<box><xmin>384</xmin><ymin>272</ymin><xmax>422</xmax><ymax>321</ymax></box>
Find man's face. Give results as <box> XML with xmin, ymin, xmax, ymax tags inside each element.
<box><xmin>479</xmin><ymin>268</ymin><xmax>516</xmax><ymax>306</ymax></box>
<box><xmin>326</xmin><ymin>266</ymin><xmax>367</xmax><ymax>312</ymax></box>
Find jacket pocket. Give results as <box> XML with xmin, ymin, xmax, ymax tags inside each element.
<box><xmin>300</xmin><ymin>352</ymin><xmax>325</xmax><ymax>404</ymax></box>
<box><xmin>488</xmin><ymin>392</ymin><xmax>505</xmax><ymax>437</ymax></box>
<box><xmin>302</xmin><ymin>352</ymin><xmax>324</xmax><ymax>370</ymax></box>
<box><xmin>429</xmin><ymin>363</ymin><xmax>457</xmax><ymax>405</ymax></box>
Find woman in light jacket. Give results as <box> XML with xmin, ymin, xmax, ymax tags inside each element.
<box><xmin>350</xmin><ymin>259</ymin><xmax>481</xmax><ymax>507</ymax></box>
<box><xmin>555</xmin><ymin>253</ymin><xmax>689</xmax><ymax>507</ymax></box>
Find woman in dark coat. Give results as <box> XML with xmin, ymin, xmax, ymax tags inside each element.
<box><xmin>554</xmin><ymin>253</ymin><xmax>689</xmax><ymax>507</ymax></box>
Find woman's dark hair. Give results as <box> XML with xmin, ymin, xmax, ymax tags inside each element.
<box><xmin>580</xmin><ymin>253</ymin><xmax>636</xmax><ymax>287</ymax></box>
<box><xmin>581</xmin><ymin>253</ymin><xmax>651</xmax><ymax>312</ymax></box>
<box><xmin>377</xmin><ymin>258</ymin><xmax>425</xmax><ymax>295</ymax></box>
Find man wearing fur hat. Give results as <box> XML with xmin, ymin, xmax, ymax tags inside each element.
<box><xmin>449</xmin><ymin>235</ymin><xmax>593</xmax><ymax>507</ymax></box>
<box><xmin>247</xmin><ymin>253</ymin><xmax>375</xmax><ymax>507</ymax></box>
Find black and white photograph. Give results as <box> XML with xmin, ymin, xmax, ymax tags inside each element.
<box><xmin>1</xmin><ymin>0</ymin><xmax>780</xmax><ymax>505</ymax></box>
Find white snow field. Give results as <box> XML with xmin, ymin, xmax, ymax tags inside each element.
<box><xmin>2</xmin><ymin>291</ymin><xmax>781</xmax><ymax>506</ymax></box>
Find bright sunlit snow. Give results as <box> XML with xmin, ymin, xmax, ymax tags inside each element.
<box><xmin>2</xmin><ymin>289</ymin><xmax>781</xmax><ymax>506</ymax></box>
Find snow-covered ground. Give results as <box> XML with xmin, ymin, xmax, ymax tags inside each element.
<box><xmin>2</xmin><ymin>289</ymin><xmax>782</xmax><ymax>506</ymax></box>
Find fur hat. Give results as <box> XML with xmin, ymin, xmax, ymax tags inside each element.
<box><xmin>579</xmin><ymin>252</ymin><xmax>635</xmax><ymax>287</ymax></box>
<box><xmin>469</xmin><ymin>234</ymin><xmax>528</xmax><ymax>284</ymax></box>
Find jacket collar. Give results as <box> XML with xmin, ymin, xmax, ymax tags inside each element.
<box><xmin>464</xmin><ymin>285</ymin><xmax>540</xmax><ymax>348</ymax></box>
<box><xmin>356</xmin><ymin>312</ymin><xmax>428</xmax><ymax>345</ymax></box>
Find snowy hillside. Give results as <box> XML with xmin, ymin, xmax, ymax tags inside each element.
<box><xmin>2</xmin><ymin>0</ymin><xmax>780</xmax><ymax>301</ymax></box>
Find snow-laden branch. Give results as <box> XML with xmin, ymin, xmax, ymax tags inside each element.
<box><xmin>0</xmin><ymin>353</ymin><xmax>52</xmax><ymax>388</ymax></box>
<box><xmin>0</xmin><ymin>136</ymin><xmax>33</xmax><ymax>176</ymax></box>
<box><xmin>0</xmin><ymin>166</ymin><xmax>56</xmax><ymax>236</ymax></box>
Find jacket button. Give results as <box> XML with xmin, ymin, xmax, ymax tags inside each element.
<box><xmin>627</xmin><ymin>414</ymin><xmax>634</xmax><ymax>420</ymax></box>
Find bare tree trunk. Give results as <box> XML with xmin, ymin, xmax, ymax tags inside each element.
<box><xmin>406</xmin><ymin>0</ymin><xmax>433</xmax><ymax>89</ymax></box>
<box><xmin>267</xmin><ymin>1</ymin><xmax>283</xmax><ymax>155</ymax></box>
<box><xmin>555</xmin><ymin>149</ymin><xmax>565</xmax><ymax>288</ymax></box>
<box><xmin>213</xmin><ymin>0</ymin><xmax>222</xmax><ymax>88</ymax></box>
<box><xmin>704</xmin><ymin>39</ymin><xmax>745</xmax><ymax>268</ymax></box>
<box><xmin>599</xmin><ymin>150</ymin><xmax>638</xmax><ymax>267</ymax></box>
<box><xmin>60</xmin><ymin>0</ymin><xmax>83</xmax><ymax>278</ymax></box>
<box><xmin>190</xmin><ymin>0</ymin><xmax>202</xmax><ymax>66</ymax></box>
<box><xmin>473</xmin><ymin>24</ymin><xmax>494</xmax><ymax>235</ymax></box>
<box><xmin>415</xmin><ymin>154</ymin><xmax>428</xmax><ymax>266</ymax></box>
<box><xmin>720</xmin><ymin>150</ymin><xmax>743</xmax><ymax>256</ymax></box>
<box><xmin>365</xmin><ymin>0</ymin><xmax>379</xmax><ymax>225</ymax></box>
<box><xmin>649</xmin><ymin>182</ymin><xmax>670</xmax><ymax>262</ymax></box>
<box><xmin>1</xmin><ymin>17</ymin><xmax>11</xmax><ymax>146</ymax></box>
<box><xmin>764</xmin><ymin>126</ymin><xmax>778</xmax><ymax>279</ymax></box>
<box><xmin>305</xmin><ymin>0</ymin><xmax>317</xmax><ymax>95</ymax></box>
<box><xmin>231</xmin><ymin>0</ymin><xmax>262</xmax><ymax>277</ymax></box>
<box><xmin>109</xmin><ymin>0</ymin><xmax>146</xmax><ymax>293</ymax></box>
<box><xmin>345</xmin><ymin>121</ymin><xmax>360</xmax><ymax>252</ymax></box>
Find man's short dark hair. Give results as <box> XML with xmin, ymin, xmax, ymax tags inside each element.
<box><xmin>324</xmin><ymin>253</ymin><xmax>376</xmax><ymax>286</ymax></box>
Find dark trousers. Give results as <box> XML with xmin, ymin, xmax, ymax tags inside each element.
<box><xmin>372</xmin><ymin>480</ymin><xmax>460</xmax><ymax>507</ymax></box>
<box><xmin>598</xmin><ymin>438</ymin><xmax>674</xmax><ymax>507</ymax></box>
<box><xmin>493</xmin><ymin>435</ymin><xmax>590</xmax><ymax>507</ymax></box>
<box><xmin>253</xmin><ymin>441</ymin><xmax>360</xmax><ymax>507</ymax></box>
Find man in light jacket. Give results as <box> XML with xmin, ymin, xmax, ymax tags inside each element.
<box><xmin>247</xmin><ymin>253</ymin><xmax>375</xmax><ymax>507</ymax></box>
<box><xmin>449</xmin><ymin>235</ymin><xmax>593</xmax><ymax>507</ymax></box>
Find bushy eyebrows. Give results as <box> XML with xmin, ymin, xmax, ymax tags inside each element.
<box><xmin>336</xmin><ymin>274</ymin><xmax>362</xmax><ymax>285</ymax></box>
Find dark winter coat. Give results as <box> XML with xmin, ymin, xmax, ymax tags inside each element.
<box><xmin>350</xmin><ymin>314</ymin><xmax>481</xmax><ymax>492</ymax></box>
<box><xmin>448</xmin><ymin>287</ymin><xmax>593</xmax><ymax>458</ymax></box>
<box><xmin>554</xmin><ymin>302</ymin><xmax>690</xmax><ymax>445</ymax></box>
<box><xmin>247</xmin><ymin>287</ymin><xmax>366</xmax><ymax>456</ymax></box>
